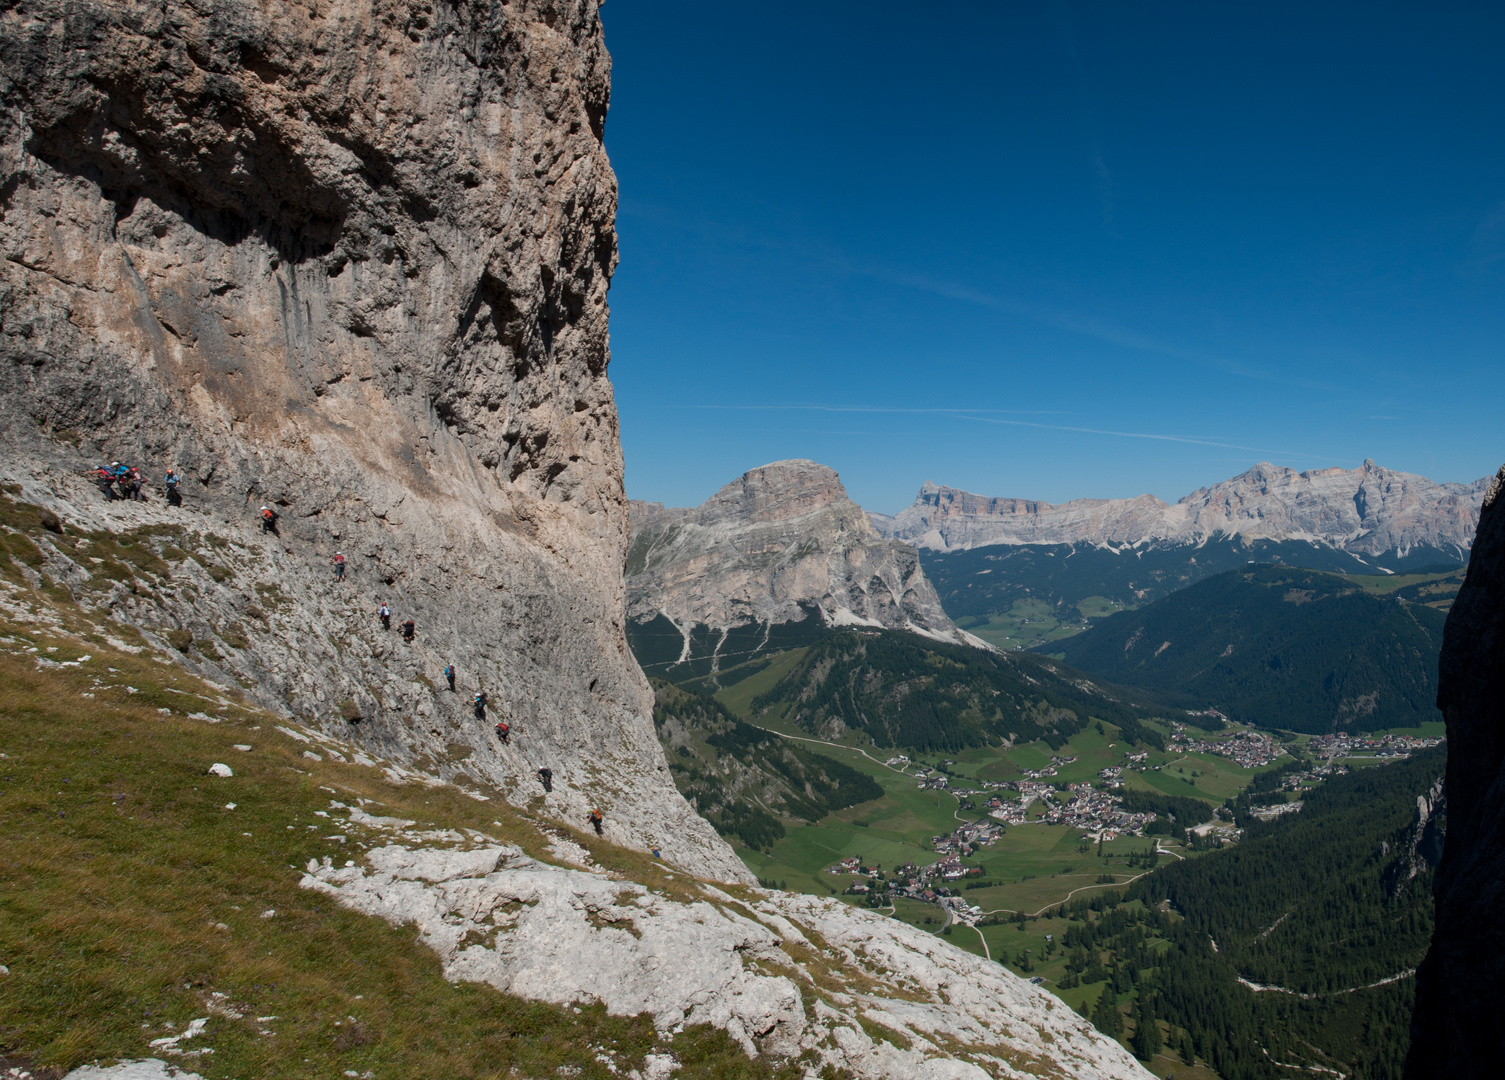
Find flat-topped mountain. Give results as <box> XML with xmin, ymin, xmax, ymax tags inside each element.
<box><xmin>627</xmin><ymin>461</ymin><xmax>981</xmax><ymax>680</ymax></box>
<box><xmin>873</xmin><ymin>460</ymin><xmax>1488</xmax><ymax>561</ymax></box>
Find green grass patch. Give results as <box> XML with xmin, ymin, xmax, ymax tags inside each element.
<box><xmin>0</xmin><ymin>631</ymin><xmax>801</xmax><ymax>1080</ymax></box>
<box><xmin>713</xmin><ymin>647</ymin><xmax>807</xmax><ymax>719</ymax></box>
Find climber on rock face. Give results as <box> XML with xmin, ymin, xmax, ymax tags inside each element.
<box><xmin>473</xmin><ymin>690</ymin><xmax>487</xmax><ymax>720</ymax></box>
<box><xmin>92</xmin><ymin>465</ymin><xmax>118</xmax><ymax>500</ymax></box>
<box><xmin>164</xmin><ymin>467</ymin><xmax>181</xmax><ymax>507</ymax></box>
<box><xmin>537</xmin><ymin>767</ymin><xmax>553</xmax><ymax>792</ymax></box>
<box><xmin>260</xmin><ymin>505</ymin><xmax>279</xmax><ymax>535</ymax></box>
<box><xmin>378</xmin><ymin>601</ymin><xmax>391</xmax><ymax>630</ymax></box>
<box><xmin>495</xmin><ymin>720</ymin><xmax>510</xmax><ymax>744</ymax></box>
<box><xmin>588</xmin><ymin>808</ymin><xmax>603</xmax><ymax>836</ymax></box>
<box><xmin>444</xmin><ymin>663</ymin><xmax>456</xmax><ymax>690</ymax></box>
<box><xmin>401</xmin><ymin>618</ymin><xmax>415</xmax><ymax>642</ymax></box>
<box><xmin>332</xmin><ymin>551</ymin><xmax>345</xmax><ymax>580</ymax></box>
<box><xmin>115</xmin><ymin>465</ymin><xmax>143</xmax><ymax>501</ymax></box>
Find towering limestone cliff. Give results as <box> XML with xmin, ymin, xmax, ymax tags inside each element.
<box><xmin>627</xmin><ymin>460</ymin><xmax>981</xmax><ymax>679</ymax></box>
<box><xmin>874</xmin><ymin>461</ymin><xmax>1488</xmax><ymax>560</ymax></box>
<box><xmin>1407</xmin><ymin>464</ymin><xmax>1505</xmax><ymax>1080</ymax></box>
<box><xmin>0</xmin><ymin>0</ymin><xmax>741</xmax><ymax>879</ymax></box>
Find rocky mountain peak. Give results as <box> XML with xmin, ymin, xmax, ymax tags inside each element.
<box><xmin>627</xmin><ymin>462</ymin><xmax>982</xmax><ymax>671</ymax></box>
<box><xmin>699</xmin><ymin>459</ymin><xmax>847</xmax><ymax>523</ymax></box>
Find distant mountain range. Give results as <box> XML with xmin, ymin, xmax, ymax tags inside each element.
<box><xmin>871</xmin><ymin>460</ymin><xmax>1488</xmax><ymax>563</ymax></box>
<box><xmin>626</xmin><ymin>460</ymin><xmax>981</xmax><ymax>682</ymax></box>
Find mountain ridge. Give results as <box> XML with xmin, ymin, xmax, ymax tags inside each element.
<box><xmin>873</xmin><ymin>460</ymin><xmax>1488</xmax><ymax>560</ymax></box>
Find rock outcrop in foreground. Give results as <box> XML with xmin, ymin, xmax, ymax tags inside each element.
<box><xmin>0</xmin><ymin>0</ymin><xmax>741</xmax><ymax>879</ymax></box>
<box><xmin>628</xmin><ymin>461</ymin><xmax>982</xmax><ymax>672</ymax></box>
<box><xmin>1407</xmin><ymin>464</ymin><xmax>1505</xmax><ymax>1080</ymax></box>
<box><xmin>874</xmin><ymin>461</ymin><xmax>1488</xmax><ymax>558</ymax></box>
<box><xmin>299</xmin><ymin>781</ymin><xmax>1151</xmax><ymax>1080</ymax></box>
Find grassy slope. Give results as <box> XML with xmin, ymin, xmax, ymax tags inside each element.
<box><xmin>711</xmin><ymin>659</ymin><xmax>1303</xmax><ymax>913</ymax></box>
<box><xmin>0</xmin><ymin>626</ymin><xmax>795</xmax><ymax>1080</ymax></box>
<box><xmin>718</xmin><ymin>711</ymin><xmax>1254</xmax><ymax>916</ymax></box>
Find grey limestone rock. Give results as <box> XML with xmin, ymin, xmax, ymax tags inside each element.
<box><xmin>62</xmin><ymin>1062</ymin><xmax>202</xmax><ymax>1080</ymax></box>
<box><xmin>627</xmin><ymin>460</ymin><xmax>983</xmax><ymax>660</ymax></box>
<box><xmin>0</xmin><ymin>0</ymin><xmax>745</xmax><ymax>881</ymax></box>
<box><xmin>302</xmin><ymin>802</ymin><xmax>1155</xmax><ymax>1080</ymax></box>
<box><xmin>874</xmin><ymin>461</ymin><xmax>1489</xmax><ymax>557</ymax></box>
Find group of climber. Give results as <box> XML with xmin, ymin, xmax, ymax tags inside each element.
<box><xmin>87</xmin><ymin>462</ymin><xmax>289</xmax><ymax>540</ymax></box>
<box><xmin>90</xmin><ymin>462</ymin><xmax>153</xmax><ymax>502</ymax></box>
<box><xmin>84</xmin><ymin>461</ymin><xmax>618</xmax><ymax>847</ymax></box>
<box><xmin>467</xmin><ymin>681</ymin><xmax>600</xmax><ymax>833</ymax></box>
<box><xmin>89</xmin><ymin>463</ymin><xmax>614</xmax><ymax>846</ymax></box>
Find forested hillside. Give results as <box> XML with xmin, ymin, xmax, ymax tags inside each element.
<box><xmin>1121</xmin><ymin>745</ymin><xmax>1446</xmax><ymax>1080</ymax></box>
<box><xmin>742</xmin><ymin>629</ymin><xmax>1166</xmax><ymax>752</ymax></box>
<box><xmin>1048</xmin><ymin>566</ymin><xmax>1446</xmax><ymax>733</ymax></box>
<box><xmin>921</xmin><ymin>539</ymin><xmax>1462</xmax><ymax>622</ymax></box>
<box><xmin>651</xmin><ymin>680</ymin><xmax>882</xmax><ymax>850</ymax></box>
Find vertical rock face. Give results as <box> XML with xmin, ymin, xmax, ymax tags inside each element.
<box><xmin>1407</xmin><ymin>464</ymin><xmax>1505</xmax><ymax>1079</ymax></box>
<box><xmin>627</xmin><ymin>460</ymin><xmax>980</xmax><ymax>663</ymax></box>
<box><xmin>0</xmin><ymin>0</ymin><xmax>746</xmax><ymax>880</ymax></box>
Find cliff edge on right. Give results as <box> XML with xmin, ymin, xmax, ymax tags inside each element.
<box><xmin>1407</xmin><ymin>463</ymin><xmax>1505</xmax><ymax>1079</ymax></box>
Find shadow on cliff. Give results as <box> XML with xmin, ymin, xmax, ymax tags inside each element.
<box><xmin>1406</xmin><ymin>464</ymin><xmax>1505</xmax><ymax>1080</ymax></box>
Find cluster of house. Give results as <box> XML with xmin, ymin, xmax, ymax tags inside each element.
<box><xmin>831</xmin><ymin>855</ymin><xmax>974</xmax><ymax>902</ymax></box>
<box><xmin>913</xmin><ymin>770</ymin><xmax>953</xmax><ymax>791</ymax></box>
<box><xmin>1168</xmin><ymin>726</ymin><xmax>1282</xmax><ymax>768</ymax></box>
<box><xmin>1190</xmin><ymin>819</ymin><xmax>1242</xmax><ymax>845</ymax></box>
<box><xmin>829</xmin><ymin>817</ymin><xmax>1010</xmax><ymax>899</ymax></box>
<box><xmin>933</xmin><ymin>817</ymin><xmax>1005</xmax><ymax>857</ymax></box>
<box><xmin>1249</xmin><ymin>799</ymin><xmax>1305</xmax><ymax>821</ymax></box>
<box><xmin>1020</xmin><ymin>754</ymin><xmax>1077</xmax><ymax>781</ymax></box>
<box><xmin>985</xmin><ymin>780</ymin><xmax>1154</xmax><ymax>840</ymax></box>
<box><xmin>1308</xmin><ymin>731</ymin><xmax>1444</xmax><ymax>761</ymax></box>
<box><xmin>1277</xmin><ymin>760</ymin><xmax>1348</xmax><ymax>790</ymax></box>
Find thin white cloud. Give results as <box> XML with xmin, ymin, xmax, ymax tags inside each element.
<box><xmin>620</xmin><ymin>199</ymin><xmax>1347</xmax><ymax>393</ymax></box>
<box><xmin>656</xmin><ymin>403</ymin><xmax>1338</xmax><ymax>461</ymax></box>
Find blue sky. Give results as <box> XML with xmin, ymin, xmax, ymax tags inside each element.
<box><xmin>599</xmin><ymin>2</ymin><xmax>1505</xmax><ymax>514</ymax></box>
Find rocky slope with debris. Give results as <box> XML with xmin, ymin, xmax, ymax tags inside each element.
<box><xmin>1408</xmin><ymin>464</ymin><xmax>1505</xmax><ymax>1080</ymax></box>
<box><xmin>0</xmin><ymin>606</ymin><xmax>1152</xmax><ymax>1080</ymax></box>
<box><xmin>874</xmin><ymin>461</ymin><xmax>1488</xmax><ymax>559</ymax></box>
<box><xmin>300</xmin><ymin>787</ymin><xmax>1152</xmax><ymax>1080</ymax></box>
<box><xmin>0</xmin><ymin>0</ymin><xmax>745</xmax><ymax>879</ymax></box>
<box><xmin>627</xmin><ymin>461</ymin><xmax>982</xmax><ymax>679</ymax></box>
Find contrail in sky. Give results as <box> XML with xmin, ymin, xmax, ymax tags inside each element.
<box><xmin>658</xmin><ymin>403</ymin><xmax>1335</xmax><ymax>461</ymax></box>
